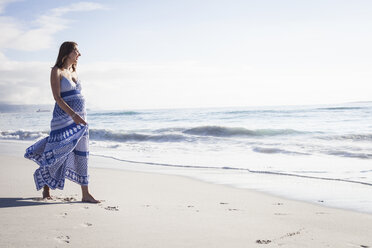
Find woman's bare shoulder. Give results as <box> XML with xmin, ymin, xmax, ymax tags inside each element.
<box><xmin>51</xmin><ymin>66</ymin><xmax>61</xmax><ymax>74</ymax></box>
<box><xmin>51</xmin><ymin>66</ymin><xmax>62</xmax><ymax>82</ymax></box>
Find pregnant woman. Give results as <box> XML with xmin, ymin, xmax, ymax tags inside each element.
<box><xmin>25</xmin><ymin>41</ymin><xmax>100</xmax><ymax>203</ymax></box>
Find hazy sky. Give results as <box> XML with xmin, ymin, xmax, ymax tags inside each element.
<box><xmin>0</xmin><ymin>0</ymin><xmax>371</xmax><ymax>109</ymax></box>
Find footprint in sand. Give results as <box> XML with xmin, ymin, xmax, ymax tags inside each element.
<box><xmin>59</xmin><ymin>212</ymin><xmax>68</xmax><ymax>218</ymax></box>
<box><xmin>60</xmin><ymin>197</ymin><xmax>77</xmax><ymax>202</ymax></box>
<box><xmin>56</xmin><ymin>235</ymin><xmax>70</xmax><ymax>244</ymax></box>
<box><xmin>48</xmin><ymin>196</ymin><xmax>77</xmax><ymax>203</ymax></box>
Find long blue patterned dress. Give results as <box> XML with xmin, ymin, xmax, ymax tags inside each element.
<box><xmin>25</xmin><ymin>75</ymin><xmax>89</xmax><ymax>190</ymax></box>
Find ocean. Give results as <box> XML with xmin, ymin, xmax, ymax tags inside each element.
<box><xmin>1</xmin><ymin>102</ymin><xmax>372</xmax><ymax>213</ymax></box>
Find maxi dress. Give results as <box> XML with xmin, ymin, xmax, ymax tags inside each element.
<box><xmin>24</xmin><ymin>75</ymin><xmax>89</xmax><ymax>190</ymax></box>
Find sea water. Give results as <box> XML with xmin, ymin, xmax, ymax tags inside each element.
<box><xmin>1</xmin><ymin>102</ymin><xmax>372</xmax><ymax>213</ymax></box>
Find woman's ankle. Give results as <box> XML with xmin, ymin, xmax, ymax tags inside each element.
<box><xmin>42</xmin><ymin>185</ymin><xmax>51</xmax><ymax>199</ymax></box>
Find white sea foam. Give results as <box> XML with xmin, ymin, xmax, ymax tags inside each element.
<box><xmin>0</xmin><ymin>130</ymin><xmax>47</xmax><ymax>140</ymax></box>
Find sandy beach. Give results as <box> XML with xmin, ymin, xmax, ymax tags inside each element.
<box><xmin>2</xmin><ymin>0</ymin><xmax>372</xmax><ymax>247</ymax></box>
<box><xmin>0</xmin><ymin>142</ymin><xmax>371</xmax><ymax>248</ymax></box>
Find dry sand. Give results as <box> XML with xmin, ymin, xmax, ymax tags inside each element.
<box><xmin>0</xmin><ymin>152</ymin><xmax>372</xmax><ymax>248</ymax></box>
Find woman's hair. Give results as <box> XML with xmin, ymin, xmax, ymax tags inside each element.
<box><xmin>54</xmin><ymin>41</ymin><xmax>78</xmax><ymax>72</ymax></box>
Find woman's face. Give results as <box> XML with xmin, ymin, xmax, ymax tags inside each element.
<box><xmin>69</xmin><ymin>46</ymin><xmax>81</xmax><ymax>63</ymax></box>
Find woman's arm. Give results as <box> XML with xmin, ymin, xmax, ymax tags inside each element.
<box><xmin>50</xmin><ymin>67</ymin><xmax>87</xmax><ymax>125</ymax></box>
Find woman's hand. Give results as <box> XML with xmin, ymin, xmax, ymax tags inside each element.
<box><xmin>72</xmin><ymin>113</ymin><xmax>87</xmax><ymax>125</ymax></box>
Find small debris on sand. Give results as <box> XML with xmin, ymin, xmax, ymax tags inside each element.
<box><xmin>256</xmin><ymin>239</ymin><xmax>271</xmax><ymax>244</ymax></box>
<box><xmin>104</xmin><ymin>206</ymin><xmax>119</xmax><ymax>211</ymax></box>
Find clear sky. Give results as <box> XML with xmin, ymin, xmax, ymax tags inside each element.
<box><xmin>0</xmin><ymin>0</ymin><xmax>371</xmax><ymax>110</ymax></box>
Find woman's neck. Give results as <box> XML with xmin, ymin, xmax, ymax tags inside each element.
<box><xmin>62</xmin><ymin>60</ymin><xmax>74</xmax><ymax>71</ymax></box>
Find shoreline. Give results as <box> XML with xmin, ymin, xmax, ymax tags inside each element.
<box><xmin>1</xmin><ymin>142</ymin><xmax>372</xmax><ymax>247</ymax></box>
<box><xmin>1</xmin><ymin>139</ymin><xmax>372</xmax><ymax>214</ymax></box>
<box><xmin>89</xmin><ymin>152</ymin><xmax>372</xmax><ymax>215</ymax></box>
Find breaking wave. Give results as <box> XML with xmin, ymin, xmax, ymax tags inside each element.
<box><xmin>183</xmin><ymin>126</ymin><xmax>306</xmax><ymax>137</ymax></box>
<box><xmin>89</xmin><ymin>129</ymin><xmax>188</xmax><ymax>142</ymax></box>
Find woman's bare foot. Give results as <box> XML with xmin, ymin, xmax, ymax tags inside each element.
<box><xmin>81</xmin><ymin>185</ymin><xmax>100</xmax><ymax>203</ymax></box>
<box><xmin>42</xmin><ymin>185</ymin><xmax>52</xmax><ymax>199</ymax></box>
<box><xmin>82</xmin><ymin>193</ymin><xmax>100</xmax><ymax>203</ymax></box>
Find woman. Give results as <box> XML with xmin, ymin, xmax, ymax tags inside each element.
<box><xmin>25</xmin><ymin>41</ymin><xmax>99</xmax><ymax>203</ymax></box>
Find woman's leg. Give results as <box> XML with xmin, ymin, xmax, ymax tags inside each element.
<box><xmin>42</xmin><ymin>185</ymin><xmax>51</xmax><ymax>199</ymax></box>
<box><xmin>81</xmin><ymin>185</ymin><xmax>100</xmax><ymax>203</ymax></box>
